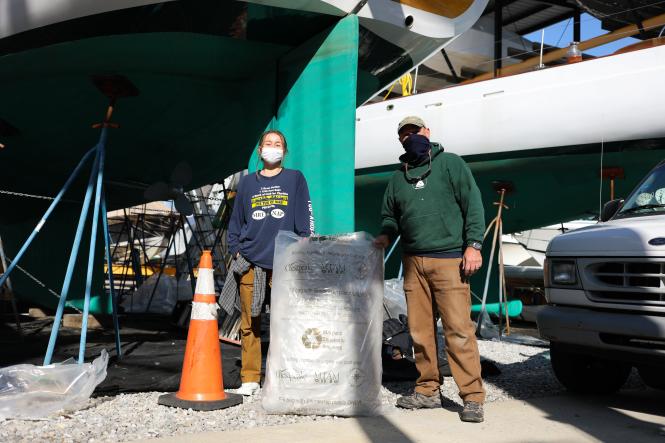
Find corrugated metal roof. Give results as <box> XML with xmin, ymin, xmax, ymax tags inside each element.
<box><xmin>485</xmin><ymin>0</ymin><xmax>665</xmax><ymax>38</ymax></box>
<box><xmin>484</xmin><ymin>0</ymin><xmax>578</xmax><ymax>35</ymax></box>
<box><xmin>578</xmin><ymin>0</ymin><xmax>665</xmax><ymax>39</ymax></box>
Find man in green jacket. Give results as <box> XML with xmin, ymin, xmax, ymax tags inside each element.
<box><xmin>374</xmin><ymin>116</ymin><xmax>485</xmax><ymax>423</ymax></box>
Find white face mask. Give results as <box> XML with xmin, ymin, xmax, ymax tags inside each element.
<box><xmin>260</xmin><ymin>147</ymin><xmax>284</xmax><ymax>164</ymax></box>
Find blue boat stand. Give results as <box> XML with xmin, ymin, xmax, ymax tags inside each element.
<box><xmin>0</xmin><ymin>111</ymin><xmax>123</xmax><ymax>365</ymax></box>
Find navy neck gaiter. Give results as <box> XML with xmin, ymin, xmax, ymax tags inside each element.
<box><xmin>399</xmin><ymin>134</ymin><xmax>431</xmax><ymax>165</ymax></box>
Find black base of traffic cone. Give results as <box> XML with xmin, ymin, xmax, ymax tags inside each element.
<box><xmin>157</xmin><ymin>392</ymin><xmax>243</xmax><ymax>411</ymax></box>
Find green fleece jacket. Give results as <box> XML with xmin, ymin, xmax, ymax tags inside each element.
<box><xmin>380</xmin><ymin>144</ymin><xmax>485</xmax><ymax>254</ymax></box>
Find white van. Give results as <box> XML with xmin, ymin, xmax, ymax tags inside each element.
<box><xmin>538</xmin><ymin>160</ymin><xmax>665</xmax><ymax>393</ymax></box>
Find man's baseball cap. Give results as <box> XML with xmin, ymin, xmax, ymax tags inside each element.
<box><xmin>397</xmin><ymin>116</ymin><xmax>426</xmax><ymax>134</ymax></box>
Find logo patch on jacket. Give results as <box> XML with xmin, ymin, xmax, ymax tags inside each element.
<box><xmin>414</xmin><ymin>179</ymin><xmax>426</xmax><ymax>190</ymax></box>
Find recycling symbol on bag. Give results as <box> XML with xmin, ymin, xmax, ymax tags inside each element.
<box><xmin>301</xmin><ymin>328</ymin><xmax>323</xmax><ymax>349</ymax></box>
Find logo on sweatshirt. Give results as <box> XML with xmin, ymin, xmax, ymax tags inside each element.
<box><xmin>271</xmin><ymin>208</ymin><xmax>285</xmax><ymax>219</ymax></box>
<box><xmin>414</xmin><ymin>179</ymin><xmax>426</xmax><ymax>190</ymax></box>
<box><xmin>252</xmin><ymin>210</ymin><xmax>266</xmax><ymax>220</ymax></box>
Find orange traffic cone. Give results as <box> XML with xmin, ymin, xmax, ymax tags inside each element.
<box><xmin>158</xmin><ymin>250</ymin><xmax>242</xmax><ymax>410</ymax></box>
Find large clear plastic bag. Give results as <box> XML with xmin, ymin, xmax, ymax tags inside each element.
<box><xmin>262</xmin><ymin>231</ymin><xmax>384</xmax><ymax>416</ymax></box>
<box><xmin>0</xmin><ymin>350</ymin><xmax>109</xmax><ymax>419</ymax></box>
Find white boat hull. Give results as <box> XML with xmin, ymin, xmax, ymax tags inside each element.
<box><xmin>356</xmin><ymin>45</ymin><xmax>665</xmax><ymax>169</ymax></box>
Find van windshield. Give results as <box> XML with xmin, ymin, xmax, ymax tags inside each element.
<box><xmin>615</xmin><ymin>162</ymin><xmax>665</xmax><ymax>219</ymax></box>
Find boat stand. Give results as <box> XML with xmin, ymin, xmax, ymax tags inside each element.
<box><xmin>0</xmin><ymin>234</ymin><xmax>22</xmax><ymax>338</ymax></box>
<box><xmin>44</xmin><ymin>99</ymin><xmax>123</xmax><ymax>365</ymax></box>
<box><xmin>477</xmin><ymin>182</ymin><xmax>514</xmax><ymax>339</ymax></box>
<box><xmin>0</xmin><ymin>77</ymin><xmax>138</xmax><ymax>363</ymax></box>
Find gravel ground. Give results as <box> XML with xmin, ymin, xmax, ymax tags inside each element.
<box><xmin>1</xmin><ymin>339</ymin><xmax>646</xmax><ymax>443</ymax></box>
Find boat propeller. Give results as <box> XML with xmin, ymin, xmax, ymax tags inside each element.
<box><xmin>144</xmin><ymin>162</ymin><xmax>195</xmax><ymax>216</ymax></box>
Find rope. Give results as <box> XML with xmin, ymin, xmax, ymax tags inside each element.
<box><xmin>400</xmin><ymin>73</ymin><xmax>413</xmax><ymax>96</ymax></box>
<box><xmin>3</xmin><ymin>256</ymin><xmax>82</xmax><ymax>313</ymax></box>
<box><xmin>0</xmin><ymin>188</ymin><xmax>233</xmax><ymax>204</ymax></box>
<box><xmin>0</xmin><ymin>189</ymin><xmax>82</xmax><ymax>205</ymax></box>
<box><xmin>383</xmin><ymin>72</ymin><xmax>414</xmax><ymax>100</ymax></box>
<box><xmin>599</xmin><ymin>139</ymin><xmax>605</xmax><ymax>218</ymax></box>
<box><xmin>555</xmin><ymin>17</ymin><xmax>572</xmax><ymax>47</ymax></box>
<box><xmin>0</xmin><ymin>189</ymin><xmax>56</xmax><ymax>201</ymax></box>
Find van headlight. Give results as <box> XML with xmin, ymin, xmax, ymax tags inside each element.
<box><xmin>546</xmin><ymin>259</ymin><xmax>580</xmax><ymax>287</ymax></box>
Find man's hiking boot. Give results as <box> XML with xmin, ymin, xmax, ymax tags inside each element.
<box><xmin>396</xmin><ymin>392</ymin><xmax>441</xmax><ymax>409</ymax></box>
<box><xmin>460</xmin><ymin>401</ymin><xmax>484</xmax><ymax>422</ymax></box>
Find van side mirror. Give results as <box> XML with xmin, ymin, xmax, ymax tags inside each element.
<box><xmin>601</xmin><ymin>199</ymin><xmax>623</xmax><ymax>222</ymax></box>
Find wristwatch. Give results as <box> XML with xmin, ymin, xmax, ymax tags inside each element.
<box><xmin>468</xmin><ymin>241</ymin><xmax>483</xmax><ymax>251</ymax></box>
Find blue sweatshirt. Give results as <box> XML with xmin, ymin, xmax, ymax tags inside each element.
<box><xmin>227</xmin><ymin>169</ymin><xmax>314</xmax><ymax>269</ymax></box>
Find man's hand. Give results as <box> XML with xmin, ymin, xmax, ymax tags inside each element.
<box><xmin>462</xmin><ymin>247</ymin><xmax>482</xmax><ymax>276</ymax></box>
<box><xmin>373</xmin><ymin>234</ymin><xmax>390</xmax><ymax>249</ymax></box>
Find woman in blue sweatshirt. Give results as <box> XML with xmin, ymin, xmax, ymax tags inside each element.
<box><xmin>221</xmin><ymin>129</ymin><xmax>314</xmax><ymax>396</ymax></box>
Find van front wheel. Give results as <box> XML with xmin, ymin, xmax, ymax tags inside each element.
<box><xmin>550</xmin><ymin>343</ymin><xmax>631</xmax><ymax>394</ymax></box>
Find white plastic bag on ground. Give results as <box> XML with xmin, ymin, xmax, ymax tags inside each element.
<box><xmin>262</xmin><ymin>231</ymin><xmax>384</xmax><ymax>416</ymax></box>
<box><xmin>0</xmin><ymin>350</ymin><xmax>109</xmax><ymax>419</ymax></box>
<box><xmin>383</xmin><ymin>278</ymin><xmax>407</xmax><ymax>319</ymax></box>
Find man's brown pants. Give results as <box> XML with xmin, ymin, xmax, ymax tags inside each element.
<box><xmin>402</xmin><ymin>255</ymin><xmax>485</xmax><ymax>403</ymax></box>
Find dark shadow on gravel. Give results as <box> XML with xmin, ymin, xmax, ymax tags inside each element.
<box><xmin>522</xmin><ymin>388</ymin><xmax>665</xmax><ymax>442</ymax></box>
<box><xmin>377</xmin><ymin>332</ymin><xmax>665</xmax><ymax>441</ymax></box>
<box><xmin>351</xmin><ymin>414</ymin><xmax>416</xmax><ymax>443</ymax></box>
<box><xmin>481</xmin><ymin>351</ymin><xmax>665</xmax><ymax>442</ymax></box>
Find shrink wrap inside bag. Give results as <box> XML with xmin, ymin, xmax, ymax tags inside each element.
<box><xmin>262</xmin><ymin>231</ymin><xmax>384</xmax><ymax>416</ymax></box>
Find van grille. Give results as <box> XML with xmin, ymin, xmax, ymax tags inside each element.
<box><xmin>594</xmin><ymin>262</ymin><xmax>664</xmax><ymax>288</ymax></box>
<box><xmin>581</xmin><ymin>260</ymin><xmax>665</xmax><ymax>305</ymax></box>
